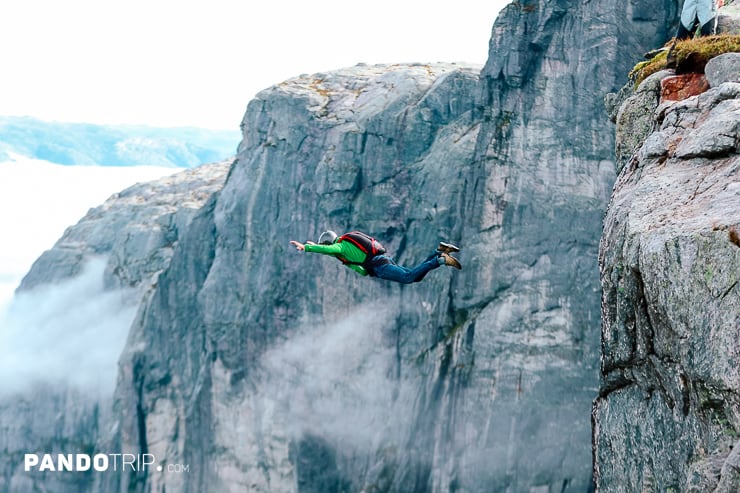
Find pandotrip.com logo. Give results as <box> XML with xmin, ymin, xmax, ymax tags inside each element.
<box><xmin>24</xmin><ymin>453</ymin><xmax>190</xmax><ymax>474</ymax></box>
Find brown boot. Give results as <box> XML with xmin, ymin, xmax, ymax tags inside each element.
<box><xmin>437</xmin><ymin>242</ymin><xmax>460</xmax><ymax>254</ymax></box>
<box><xmin>440</xmin><ymin>253</ymin><xmax>462</xmax><ymax>270</ymax></box>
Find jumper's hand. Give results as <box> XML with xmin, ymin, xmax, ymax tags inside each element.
<box><xmin>290</xmin><ymin>240</ymin><xmax>305</xmax><ymax>251</ymax></box>
<box><xmin>305</xmin><ymin>241</ymin><xmax>317</xmax><ymax>246</ymax></box>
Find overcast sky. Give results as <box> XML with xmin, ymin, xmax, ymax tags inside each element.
<box><xmin>0</xmin><ymin>0</ymin><xmax>508</xmax><ymax>130</ymax></box>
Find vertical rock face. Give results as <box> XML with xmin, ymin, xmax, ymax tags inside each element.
<box><xmin>446</xmin><ymin>1</ymin><xmax>673</xmax><ymax>490</ymax></box>
<box><xmin>110</xmin><ymin>63</ymin><xmax>488</xmax><ymax>493</ymax></box>
<box><xmin>595</xmin><ymin>72</ymin><xmax>740</xmax><ymax>491</ymax></box>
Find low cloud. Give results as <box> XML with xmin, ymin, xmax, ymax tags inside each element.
<box><xmin>0</xmin><ymin>157</ymin><xmax>176</xmax><ymax>301</ymax></box>
<box><xmin>260</xmin><ymin>303</ymin><xmax>414</xmax><ymax>451</ymax></box>
<box><xmin>0</xmin><ymin>257</ymin><xmax>137</xmax><ymax>395</ymax></box>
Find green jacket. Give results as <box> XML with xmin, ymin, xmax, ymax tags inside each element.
<box><xmin>304</xmin><ymin>241</ymin><xmax>369</xmax><ymax>276</ymax></box>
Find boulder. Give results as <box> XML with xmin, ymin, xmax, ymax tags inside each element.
<box><xmin>717</xmin><ymin>3</ymin><xmax>740</xmax><ymax>34</ymax></box>
<box><xmin>614</xmin><ymin>69</ymin><xmax>674</xmax><ymax>173</ymax></box>
<box><xmin>705</xmin><ymin>52</ymin><xmax>740</xmax><ymax>86</ymax></box>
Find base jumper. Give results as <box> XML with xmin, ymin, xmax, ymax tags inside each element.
<box><xmin>290</xmin><ymin>230</ymin><xmax>461</xmax><ymax>284</ymax></box>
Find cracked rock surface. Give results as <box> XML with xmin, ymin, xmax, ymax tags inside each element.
<box><xmin>595</xmin><ymin>78</ymin><xmax>740</xmax><ymax>492</ymax></box>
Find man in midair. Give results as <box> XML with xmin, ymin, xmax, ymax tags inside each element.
<box><xmin>290</xmin><ymin>230</ymin><xmax>461</xmax><ymax>284</ymax></box>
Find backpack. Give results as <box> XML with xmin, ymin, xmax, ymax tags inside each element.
<box><xmin>337</xmin><ymin>231</ymin><xmax>386</xmax><ymax>264</ymax></box>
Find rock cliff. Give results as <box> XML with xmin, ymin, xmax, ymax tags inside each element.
<box><xmin>2</xmin><ymin>1</ymin><xmax>688</xmax><ymax>492</ymax></box>
<box><xmin>0</xmin><ymin>162</ymin><xmax>229</xmax><ymax>492</ymax></box>
<box><xmin>594</xmin><ymin>54</ymin><xmax>740</xmax><ymax>492</ymax></box>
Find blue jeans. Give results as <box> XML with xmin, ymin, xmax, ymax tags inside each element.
<box><xmin>369</xmin><ymin>252</ymin><xmax>442</xmax><ymax>284</ymax></box>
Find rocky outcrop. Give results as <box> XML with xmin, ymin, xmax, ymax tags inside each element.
<box><xmin>706</xmin><ymin>51</ymin><xmax>740</xmax><ymax>86</ymax></box>
<box><xmin>594</xmin><ymin>57</ymin><xmax>740</xmax><ymax>491</ymax></box>
<box><xmin>20</xmin><ymin>161</ymin><xmax>231</xmax><ymax>291</ymax></box>
<box><xmin>611</xmin><ymin>69</ymin><xmax>675</xmax><ymax>173</ymax></box>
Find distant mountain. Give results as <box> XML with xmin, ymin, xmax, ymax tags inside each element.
<box><xmin>0</xmin><ymin>116</ymin><xmax>240</xmax><ymax>167</ymax></box>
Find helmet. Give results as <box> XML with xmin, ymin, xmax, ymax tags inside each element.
<box><xmin>318</xmin><ymin>230</ymin><xmax>338</xmax><ymax>245</ymax></box>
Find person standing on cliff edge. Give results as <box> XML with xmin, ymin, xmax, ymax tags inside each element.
<box><xmin>290</xmin><ymin>230</ymin><xmax>461</xmax><ymax>284</ymax></box>
<box><xmin>676</xmin><ymin>0</ymin><xmax>724</xmax><ymax>39</ymax></box>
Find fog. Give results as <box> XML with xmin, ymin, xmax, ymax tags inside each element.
<box><xmin>0</xmin><ymin>258</ymin><xmax>137</xmax><ymax>395</ymax></box>
<box><xmin>0</xmin><ymin>157</ymin><xmax>175</xmax><ymax>308</ymax></box>
<box><xmin>0</xmin><ymin>158</ymin><xmax>176</xmax><ymax>394</ymax></box>
<box><xmin>260</xmin><ymin>304</ymin><xmax>414</xmax><ymax>451</ymax></box>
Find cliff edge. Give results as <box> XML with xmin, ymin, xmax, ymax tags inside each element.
<box><xmin>594</xmin><ymin>53</ymin><xmax>740</xmax><ymax>491</ymax></box>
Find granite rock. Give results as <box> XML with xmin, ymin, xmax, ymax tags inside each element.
<box><xmin>660</xmin><ymin>73</ymin><xmax>710</xmax><ymax>102</ymax></box>
<box><xmin>595</xmin><ymin>77</ymin><xmax>740</xmax><ymax>492</ymax></box>
<box><xmin>705</xmin><ymin>52</ymin><xmax>740</xmax><ymax>87</ymax></box>
<box><xmin>0</xmin><ymin>161</ymin><xmax>230</xmax><ymax>493</ymax></box>
<box><xmin>614</xmin><ymin>69</ymin><xmax>675</xmax><ymax>173</ymax></box>
<box><xmin>717</xmin><ymin>3</ymin><xmax>740</xmax><ymax>34</ymax></box>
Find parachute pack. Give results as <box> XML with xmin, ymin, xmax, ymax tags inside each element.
<box><xmin>337</xmin><ymin>231</ymin><xmax>386</xmax><ymax>263</ymax></box>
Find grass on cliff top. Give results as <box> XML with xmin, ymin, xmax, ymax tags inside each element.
<box><xmin>630</xmin><ymin>34</ymin><xmax>740</xmax><ymax>87</ymax></box>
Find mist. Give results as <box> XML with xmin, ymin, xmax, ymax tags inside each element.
<box><xmin>0</xmin><ymin>157</ymin><xmax>176</xmax><ymax>312</ymax></box>
<box><xmin>0</xmin><ymin>257</ymin><xmax>137</xmax><ymax>395</ymax></box>
<box><xmin>0</xmin><ymin>158</ymin><xmax>175</xmax><ymax>395</ymax></box>
<box><xmin>260</xmin><ymin>304</ymin><xmax>414</xmax><ymax>452</ymax></box>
